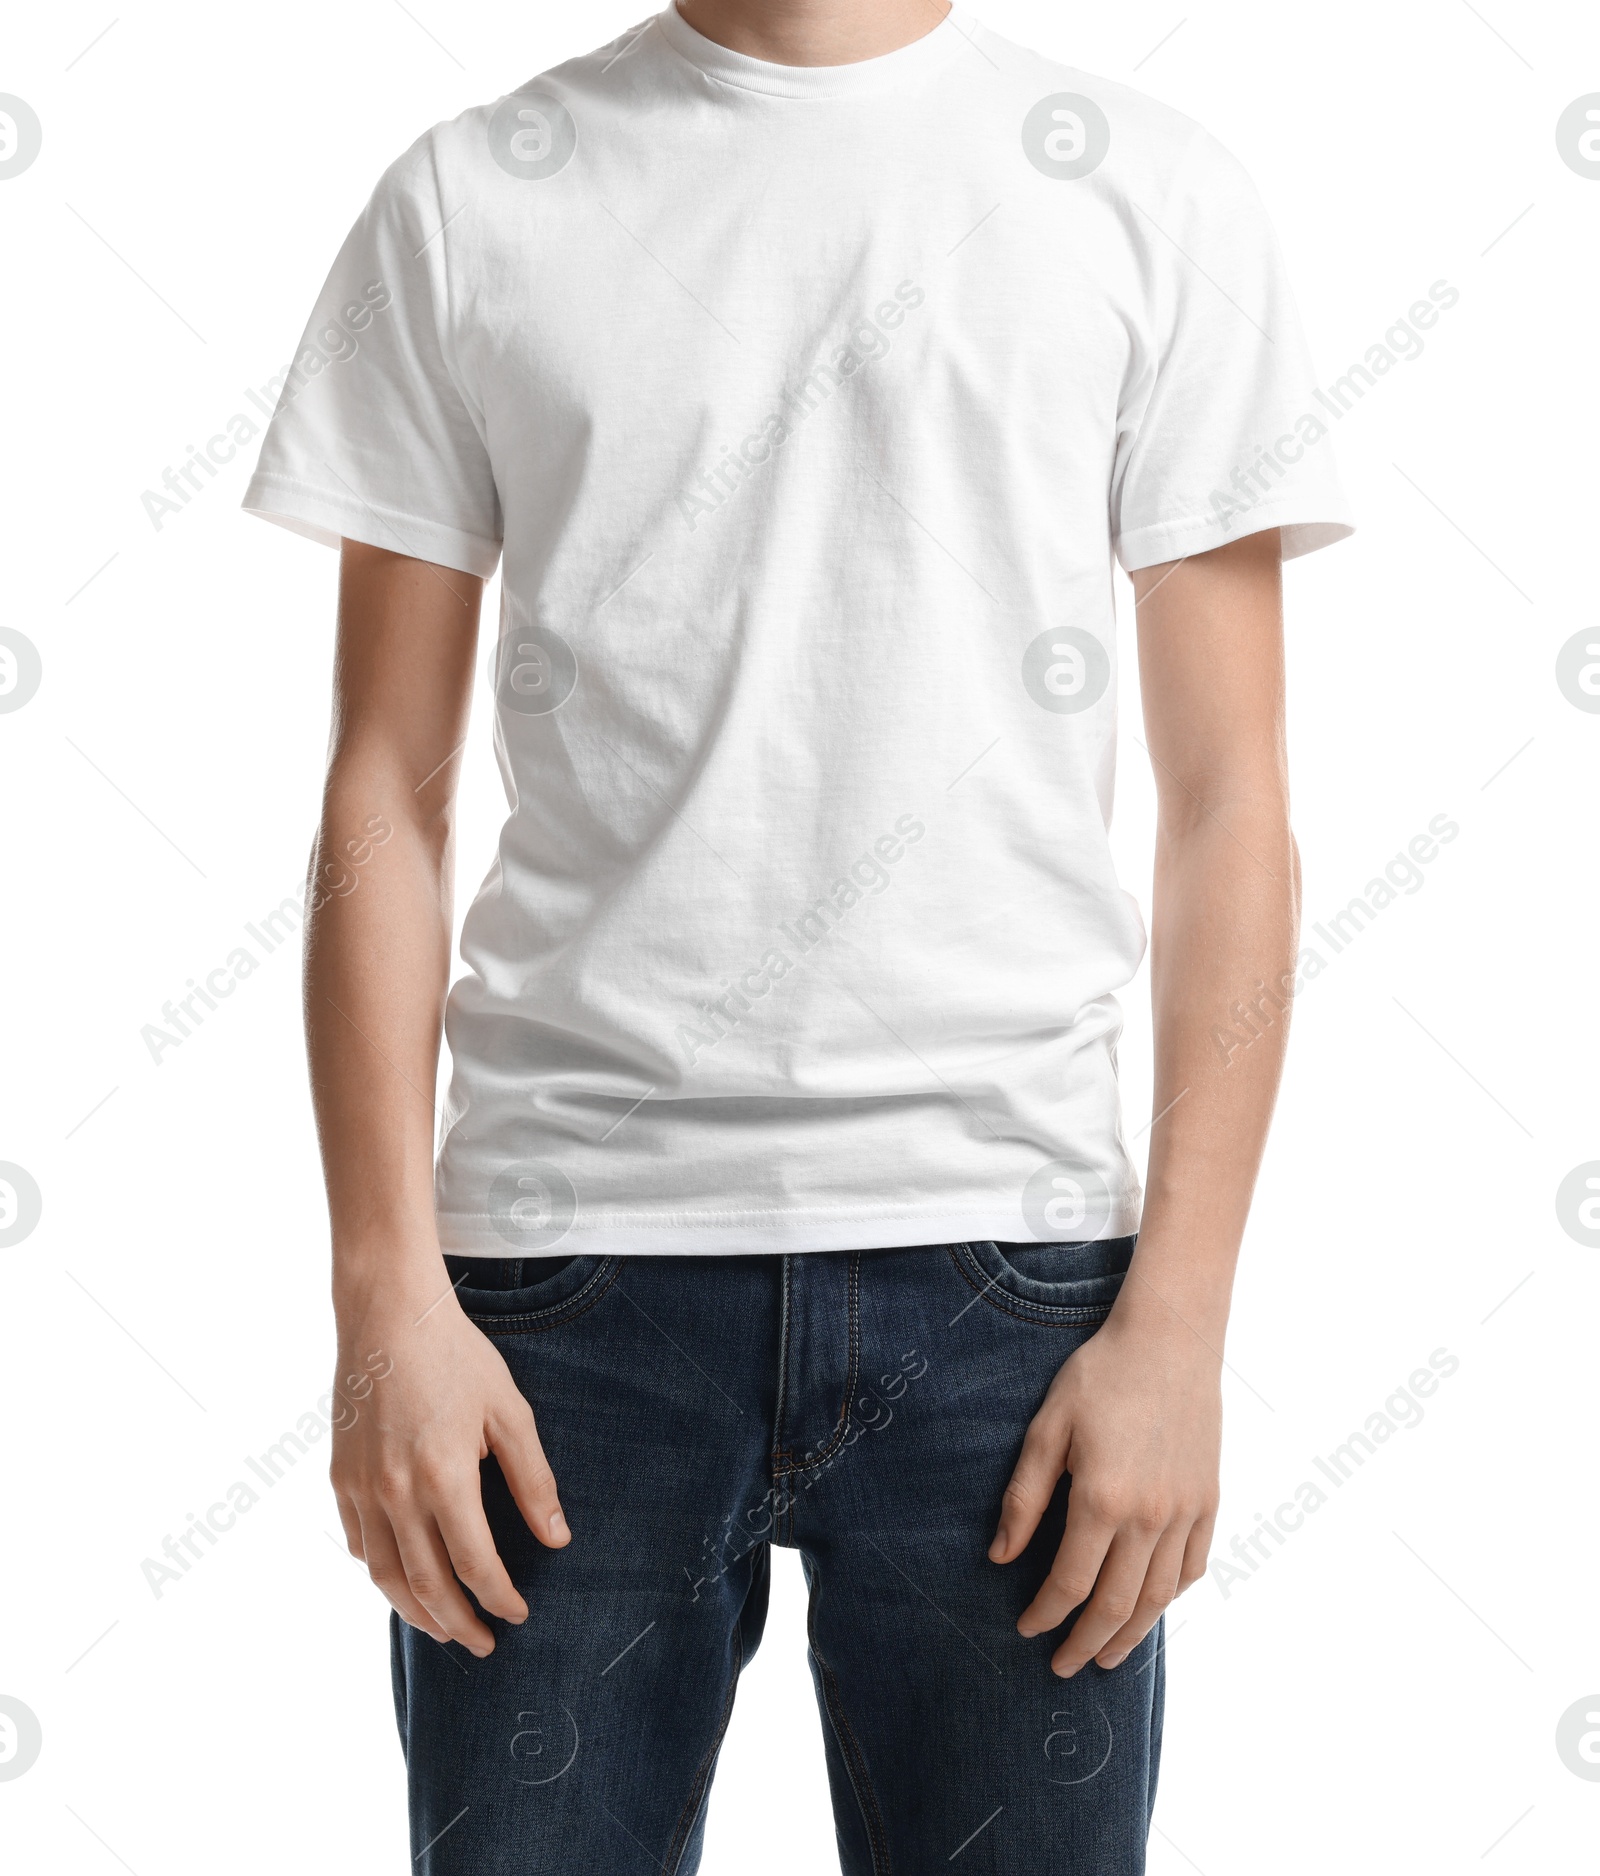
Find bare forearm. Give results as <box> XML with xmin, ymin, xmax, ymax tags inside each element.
<box><xmin>305</xmin><ymin>772</ymin><xmax>454</xmax><ymax>1307</ymax></box>
<box><xmin>1120</xmin><ymin>800</ymin><xmax>1298</xmax><ymax>1347</ymax></box>
<box><xmin>307</xmin><ymin>541</ymin><xmax>482</xmax><ymax>1317</ymax></box>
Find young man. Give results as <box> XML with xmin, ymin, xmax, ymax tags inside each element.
<box><xmin>245</xmin><ymin>2</ymin><xmax>1350</xmax><ymax>1869</ymax></box>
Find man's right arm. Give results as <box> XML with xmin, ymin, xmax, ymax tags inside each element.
<box><xmin>311</xmin><ymin>540</ymin><xmax>569</xmax><ymax>1659</ymax></box>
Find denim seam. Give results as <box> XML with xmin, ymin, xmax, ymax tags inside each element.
<box><xmin>466</xmin><ymin>1257</ymin><xmax>625</xmax><ymax>1334</ymax></box>
<box><xmin>664</xmin><ymin>1623</ymin><xmax>746</xmax><ymax>1874</ymax></box>
<box><xmin>807</xmin><ymin>1599</ymin><xmax>892</xmax><ymax>1875</ymax></box>
<box><xmin>772</xmin><ymin>1256</ymin><xmax>794</xmax><ymax>1540</ymax></box>
<box><xmin>772</xmin><ymin>1252</ymin><xmax>862</xmax><ymax>1479</ymax></box>
<box><xmin>947</xmin><ymin>1244</ymin><xmax>1119</xmax><ymax>1326</ymax></box>
<box><xmin>774</xmin><ymin>1254</ymin><xmax>794</xmax><ymax>1455</ymax></box>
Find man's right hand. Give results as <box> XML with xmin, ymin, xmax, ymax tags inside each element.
<box><xmin>330</xmin><ymin>1272</ymin><xmax>570</xmax><ymax>1657</ymax></box>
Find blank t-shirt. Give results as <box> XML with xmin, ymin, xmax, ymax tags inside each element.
<box><xmin>244</xmin><ymin>3</ymin><xmax>1352</xmax><ymax>1256</ymax></box>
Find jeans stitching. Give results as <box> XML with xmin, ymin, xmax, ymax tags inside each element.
<box><xmin>467</xmin><ymin>1257</ymin><xmax>625</xmax><ymax>1334</ymax></box>
<box><xmin>773</xmin><ymin>1255</ymin><xmax>793</xmax><ymax>1542</ymax></box>
<box><xmin>772</xmin><ymin>1252</ymin><xmax>861</xmax><ymax>1479</ymax></box>
<box><xmin>807</xmin><ymin>1593</ymin><xmax>892</xmax><ymax>1876</ymax></box>
<box><xmin>664</xmin><ymin>1622</ymin><xmax>746</xmax><ymax>1874</ymax></box>
<box><xmin>947</xmin><ymin>1243</ymin><xmax>1120</xmax><ymax>1326</ymax></box>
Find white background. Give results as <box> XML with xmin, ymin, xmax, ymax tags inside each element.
<box><xmin>2</xmin><ymin>1</ymin><xmax>1595</xmax><ymax>1871</ymax></box>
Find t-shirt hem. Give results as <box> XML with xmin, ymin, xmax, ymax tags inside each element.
<box><xmin>241</xmin><ymin>467</ymin><xmax>502</xmax><ymax>578</ymax></box>
<box><xmin>1116</xmin><ymin>500</ymin><xmax>1354</xmax><ymax>573</ymax></box>
<box><xmin>437</xmin><ymin>1197</ymin><xmax>1145</xmax><ymax>1257</ymax></box>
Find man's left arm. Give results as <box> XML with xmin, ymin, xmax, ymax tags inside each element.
<box><xmin>989</xmin><ymin>527</ymin><xmax>1297</xmax><ymax>1674</ymax></box>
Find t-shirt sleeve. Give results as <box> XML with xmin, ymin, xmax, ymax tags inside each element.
<box><xmin>241</xmin><ymin>137</ymin><xmax>502</xmax><ymax>577</ymax></box>
<box><xmin>1110</xmin><ymin>129</ymin><xmax>1354</xmax><ymax>573</ymax></box>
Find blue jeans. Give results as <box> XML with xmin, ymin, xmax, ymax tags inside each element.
<box><xmin>396</xmin><ymin>1238</ymin><xmax>1162</xmax><ymax>1873</ymax></box>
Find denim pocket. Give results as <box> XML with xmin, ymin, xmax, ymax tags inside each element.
<box><xmin>950</xmin><ymin>1236</ymin><xmax>1136</xmax><ymax>1325</ymax></box>
<box><xmin>445</xmin><ymin>1253</ymin><xmax>621</xmax><ymax>1334</ymax></box>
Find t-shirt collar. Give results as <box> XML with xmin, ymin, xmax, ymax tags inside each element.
<box><xmin>653</xmin><ymin>1</ymin><xmax>968</xmax><ymax>99</ymax></box>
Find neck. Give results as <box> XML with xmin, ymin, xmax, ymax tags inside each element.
<box><xmin>672</xmin><ymin>0</ymin><xmax>953</xmax><ymax>66</ymax></box>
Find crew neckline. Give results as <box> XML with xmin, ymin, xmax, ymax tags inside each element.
<box><xmin>653</xmin><ymin>2</ymin><xmax>968</xmax><ymax>99</ymax></box>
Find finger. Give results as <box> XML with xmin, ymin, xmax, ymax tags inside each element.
<box><xmin>391</xmin><ymin>1513</ymin><xmax>497</xmax><ymax>1656</ymax></box>
<box><xmin>355</xmin><ymin>1506</ymin><xmax>450</xmax><ymax>1645</ymax></box>
<box><xmin>1050</xmin><ymin>1529</ymin><xmax>1159</xmax><ymax>1677</ymax></box>
<box><xmin>435</xmin><ymin>1491</ymin><xmax>529</xmax><ymax>1625</ymax></box>
<box><xmin>1017</xmin><ymin>1490</ymin><xmax>1116</xmax><ymax>1637</ymax></box>
<box><xmin>1176</xmin><ymin>1509</ymin><xmax>1217</xmax><ymax>1594</ymax></box>
<box><xmin>1092</xmin><ymin>1523</ymin><xmax>1189</xmax><ymax>1668</ymax></box>
<box><xmin>989</xmin><ymin>1402</ymin><xmax>1069</xmax><ymax>1563</ymax></box>
<box><xmin>490</xmin><ymin>1398</ymin><xmax>570</xmax><ymax>1548</ymax></box>
<box><xmin>334</xmin><ymin>1489</ymin><xmax>366</xmax><ymax>1563</ymax></box>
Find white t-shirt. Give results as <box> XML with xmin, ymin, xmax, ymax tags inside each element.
<box><xmin>244</xmin><ymin>4</ymin><xmax>1352</xmax><ymax>1256</ymax></box>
